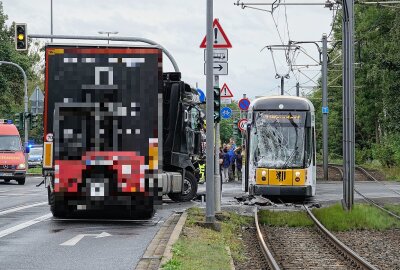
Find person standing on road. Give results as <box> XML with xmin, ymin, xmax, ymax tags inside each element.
<box><xmin>227</xmin><ymin>144</ymin><xmax>235</xmax><ymax>181</ymax></box>
<box><xmin>235</xmin><ymin>147</ymin><xmax>243</xmax><ymax>181</ymax></box>
<box><xmin>222</xmin><ymin>147</ymin><xmax>230</xmax><ymax>182</ymax></box>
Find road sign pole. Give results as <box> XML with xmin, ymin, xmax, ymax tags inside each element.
<box><xmin>214</xmin><ymin>75</ymin><xmax>221</xmax><ymax>213</ymax></box>
<box><xmin>205</xmin><ymin>0</ymin><xmax>215</xmax><ymax>223</ymax></box>
<box><xmin>322</xmin><ymin>34</ymin><xmax>329</xmax><ymax>181</ymax></box>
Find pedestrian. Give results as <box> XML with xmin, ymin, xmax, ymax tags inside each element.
<box><xmin>227</xmin><ymin>144</ymin><xmax>235</xmax><ymax>181</ymax></box>
<box><xmin>222</xmin><ymin>147</ymin><xmax>230</xmax><ymax>182</ymax></box>
<box><xmin>235</xmin><ymin>147</ymin><xmax>243</xmax><ymax>181</ymax></box>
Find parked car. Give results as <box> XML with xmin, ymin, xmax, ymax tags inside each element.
<box><xmin>28</xmin><ymin>146</ymin><xmax>43</xmax><ymax>168</ymax></box>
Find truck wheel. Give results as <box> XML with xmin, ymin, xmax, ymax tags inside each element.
<box><xmin>17</xmin><ymin>178</ymin><xmax>25</xmax><ymax>185</ymax></box>
<box><xmin>4</xmin><ymin>179</ymin><xmax>10</xmax><ymax>183</ymax></box>
<box><xmin>49</xmin><ymin>186</ymin><xmax>68</xmax><ymax>218</ymax></box>
<box><xmin>168</xmin><ymin>171</ymin><xmax>197</xmax><ymax>202</ymax></box>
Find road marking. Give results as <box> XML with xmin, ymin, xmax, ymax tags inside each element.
<box><xmin>60</xmin><ymin>232</ymin><xmax>111</xmax><ymax>246</ymax></box>
<box><xmin>0</xmin><ymin>201</ymin><xmax>48</xmax><ymax>216</ymax></box>
<box><xmin>0</xmin><ymin>213</ymin><xmax>52</xmax><ymax>239</ymax></box>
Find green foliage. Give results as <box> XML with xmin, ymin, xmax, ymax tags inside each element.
<box><xmin>258</xmin><ymin>210</ymin><xmax>314</xmax><ymax>227</ymax></box>
<box><xmin>312</xmin><ymin>203</ymin><xmax>400</xmax><ymax>231</ymax></box>
<box><xmin>219</xmin><ymin>101</ymin><xmax>244</xmax><ymax>145</ymax></box>
<box><xmin>309</xmin><ymin>6</ymin><xmax>400</xmax><ymax>168</ymax></box>
<box><xmin>0</xmin><ymin>3</ymin><xmax>43</xmax><ymax>141</ymax></box>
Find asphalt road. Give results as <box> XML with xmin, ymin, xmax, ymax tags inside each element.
<box><xmin>1</xmin><ymin>177</ymin><xmax>400</xmax><ymax>270</ymax></box>
<box><xmin>0</xmin><ymin>176</ymin><xmax>195</xmax><ymax>270</ymax></box>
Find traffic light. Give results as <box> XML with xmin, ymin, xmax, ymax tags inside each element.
<box><xmin>214</xmin><ymin>87</ymin><xmax>220</xmax><ymax>122</ymax></box>
<box><xmin>15</xmin><ymin>23</ymin><xmax>27</xmax><ymax>51</ymax></box>
<box><xmin>233</xmin><ymin>120</ymin><xmax>238</xmax><ymax>137</ymax></box>
<box><xmin>14</xmin><ymin>113</ymin><xmax>24</xmax><ymax>129</ymax></box>
<box><xmin>30</xmin><ymin>114</ymin><xmax>39</xmax><ymax>129</ymax></box>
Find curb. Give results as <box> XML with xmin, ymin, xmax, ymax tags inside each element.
<box><xmin>158</xmin><ymin>212</ymin><xmax>188</xmax><ymax>268</ymax></box>
<box><xmin>27</xmin><ymin>174</ymin><xmax>42</xmax><ymax>176</ymax></box>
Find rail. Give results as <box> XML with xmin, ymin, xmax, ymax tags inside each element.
<box><xmin>254</xmin><ymin>208</ymin><xmax>281</xmax><ymax>270</ymax></box>
<box><xmin>304</xmin><ymin>206</ymin><xmax>378</xmax><ymax>270</ymax></box>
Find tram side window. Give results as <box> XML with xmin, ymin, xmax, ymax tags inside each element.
<box><xmin>312</xmin><ymin>127</ymin><xmax>316</xmax><ymax>165</ymax></box>
<box><xmin>305</xmin><ymin>127</ymin><xmax>313</xmax><ymax>167</ymax></box>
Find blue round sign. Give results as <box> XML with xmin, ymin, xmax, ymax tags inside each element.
<box><xmin>197</xmin><ymin>88</ymin><xmax>206</xmax><ymax>103</ymax></box>
<box><xmin>221</xmin><ymin>107</ymin><xmax>232</xmax><ymax>119</ymax></box>
<box><xmin>238</xmin><ymin>98</ymin><xmax>250</xmax><ymax>111</ymax></box>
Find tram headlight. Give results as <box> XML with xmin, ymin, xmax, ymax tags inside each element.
<box><xmin>262</xmin><ymin>170</ymin><xmax>267</xmax><ymax>177</ymax></box>
<box><xmin>295</xmin><ymin>171</ymin><xmax>301</xmax><ymax>177</ymax></box>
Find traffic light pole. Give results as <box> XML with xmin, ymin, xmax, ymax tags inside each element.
<box><xmin>0</xmin><ymin>61</ymin><xmax>29</xmax><ymax>158</ymax></box>
<box><xmin>214</xmin><ymin>75</ymin><xmax>221</xmax><ymax>213</ymax></box>
<box><xmin>205</xmin><ymin>0</ymin><xmax>215</xmax><ymax>223</ymax></box>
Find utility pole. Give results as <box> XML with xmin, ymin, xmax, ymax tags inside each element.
<box><xmin>342</xmin><ymin>0</ymin><xmax>355</xmax><ymax>210</ymax></box>
<box><xmin>50</xmin><ymin>0</ymin><xmax>53</xmax><ymax>42</ymax></box>
<box><xmin>205</xmin><ymin>0</ymin><xmax>215</xmax><ymax>223</ymax></box>
<box><xmin>322</xmin><ymin>34</ymin><xmax>329</xmax><ymax>181</ymax></box>
<box><xmin>296</xmin><ymin>82</ymin><xmax>300</xmax><ymax>97</ymax></box>
<box><xmin>280</xmin><ymin>76</ymin><xmax>284</xmax><ymax>95</ymax></box>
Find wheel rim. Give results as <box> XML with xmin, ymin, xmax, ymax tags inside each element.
<box><xmin>182</xmin><ymin>178</ymin><xmax>192</xmax><ymax>195</ymax></box>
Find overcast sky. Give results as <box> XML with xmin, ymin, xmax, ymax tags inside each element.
<box><xmin>2</xmin><ymin>0</ymin><xmax>335</xmax><ymax>99</ymax></box>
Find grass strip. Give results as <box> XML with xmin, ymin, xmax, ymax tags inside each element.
<box><xmin>312</xmin><ymin>203</ymin><xmax>400</xmax><ymax>231</ymax></box>
<box><xmin>384</xmin><ymin>204</ymin><xmax>400</xmax><ymax>216</ymax></box>
<box><xmin>28</xmin><ymin>167</ymin><xmax>42</xmax><ymax>174</ymax></box>
<box><xmin>162</xmin><ymin>208</ymin><xmax>251</xmax><ymax>270</ymax></box>
<box><xmin>258</xmin><ymin>210</ymin><xmax>314</xmax><ymax>227</ymax></box>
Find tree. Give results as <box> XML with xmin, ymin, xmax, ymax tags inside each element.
<box><xmin>0</xmin><ymin>2</ymin><xmax>42</xmax><ymax>143</ymax></box>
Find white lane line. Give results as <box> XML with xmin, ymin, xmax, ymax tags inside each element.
<box><xmin>0</xmin><ymin>213</ymin><xmax>52</xmax><ymax>239</ymax></box>
<box><xmin>0</xmin><ymin>202</ymin><xmax>48</xmax><ymax>216</ymax></box>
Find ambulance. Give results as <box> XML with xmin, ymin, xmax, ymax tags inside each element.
<box><xmin>0</xmin><ymin>120</ymin><xmax>28</xmax><ymax>185</ymax></box>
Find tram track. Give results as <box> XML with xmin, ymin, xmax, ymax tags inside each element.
<box><xmin>254</xmin><ymin>207</ymin><xmax>378</xmax><ymax>270</ymax></box>
<box><xmin>327</xmin><ymin>164</ymin><xmax>400</xmax><ymax>221</ymax></box>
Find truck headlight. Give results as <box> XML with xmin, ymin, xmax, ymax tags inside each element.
<box><xmin>17</xmin><ymin>163</ymin><xmax>26</xmax><ymax>169</ymax></box>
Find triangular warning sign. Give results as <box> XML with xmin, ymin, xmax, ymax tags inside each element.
<box><xmin>220</xmin><ymin>83</ymin><xmax>233</xmax><ymax>98</ymax></box>
<box><xmin>200</xmin><ymin>19</ymin><xmax>232</xmax><ymax>49</ymax></box>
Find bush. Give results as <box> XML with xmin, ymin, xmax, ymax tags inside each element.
<box><xmin>371</xmin><ymin>134</ymin><xmax>400</xmax><ymax>167</ymax></box>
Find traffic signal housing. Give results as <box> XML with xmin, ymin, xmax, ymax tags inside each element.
<box><xmin>14</xmin><ymin>112</ymin><xmax>24</xmax><ymax>129</ymax></box>
<box><xmin>15</xmin><ymin>23</ymin><xmax>27</xmax><ymax>51</ymax></box>
<box><xmin>213</xmin><ymin>86</ymin><xmax>221</xmax><ymax>123</ymax></box>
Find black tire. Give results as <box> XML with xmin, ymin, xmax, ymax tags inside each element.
<box><xmin>49</xmin><ymin>186</ymin><xmax>68</xmax><ymax>218</ymax></box>
<box><xmin>168</xmin><ymin>171</ymin><xmax>198</xmax><ymax>202</ymax></box>
<box><xmin>4</xmin><ymin>179</ymin><xmax>10</xmax><ymax>183</ymax></box>
<box><xmin>17</xmin><ymin>178</ymin><xmax>25</xmax><ymax>185</ymax></box>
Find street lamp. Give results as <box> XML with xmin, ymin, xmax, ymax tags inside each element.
<box><xmin>98</xmin><ymin>31</ymin><xmax>119</xmax><ymax>44</ymax></box>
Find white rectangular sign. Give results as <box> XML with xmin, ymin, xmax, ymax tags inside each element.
<box><xmin>204</xmin><ymin>62</ymin><xmax>228</xmax><ymax>76</ymax></box>
<box><xmin>204</xmin><ymin>49</ymin><xmax>228</xmax><ymax>62</ymax></box>
<box><xmin>221</xmin><ymin>98</ymin><xmax>232</xmax><ymax>104</ymax></box>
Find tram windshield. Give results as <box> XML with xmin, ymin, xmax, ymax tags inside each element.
<box><xmin>250</xmin><ymin>111</ymin><xmax>308</xmax><ymax>169</ymax></box>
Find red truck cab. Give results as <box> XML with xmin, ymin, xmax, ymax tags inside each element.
<box><xmin>0</xmin><ymin>121</ymin><xmax>27</xmax><ymax>185</ymax></box>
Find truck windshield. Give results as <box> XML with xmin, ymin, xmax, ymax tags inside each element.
<box><xmin>250</xmin><ymin>111</ymin><xmax>306</xmax><ymax>169</ymax></box>
<box><xmin>0</xmin><ymin>135</ymin><xmax>22</xmax><ymax>151</ymax></box>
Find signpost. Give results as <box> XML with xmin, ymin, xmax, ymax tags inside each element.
<box><xmin>197</xmin><ymin>88</ymin><xmax>206</xmax><ymax>103</ymax></box>
<box><xmin>220</xmin><ymin>83</ymin><xmax>233</xmax><ymax>98</ymax></box>
<box><xmin>238</xmin><ymin>98</ymin><xmax>250</xmax><ymax>111</ymax></box>
<box><xmin>29</xmin><ymin>86</ymin><xmax>44</xmax><ymax>114</ymax></box>
<box><xmin>204</xmin><ymin>62</ymin><xmax>228</xmax><ymax>75</ymax></box>
<box><xmin>221</xmin><ymin>107</ymin><xmax>232</xmax><ymax>119</ymax></box>
<box><xmin>238</xmin><ymin>119</ymin><xmax>248</xmax><ymax>132</ymax></box>
<box><xmin>200</xmin><ymin>18</ymin><xmax>232</xmax><ymax>214</ymax></box>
